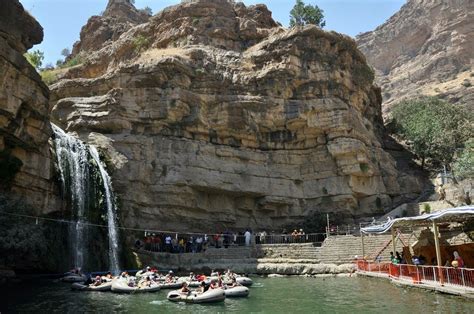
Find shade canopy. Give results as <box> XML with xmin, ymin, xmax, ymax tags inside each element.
<box><xmin>361</xmin><ymin>206</ymin><xmax>474</xmax><ymax>234</ymax></box>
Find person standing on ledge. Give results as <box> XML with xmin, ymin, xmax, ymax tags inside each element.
<box><xmin>244</xmin><ymin>229</ymin><xmax>251</xmax><ymax>246</ymax></box>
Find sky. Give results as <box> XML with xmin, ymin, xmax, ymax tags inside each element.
<box><xmin>20</xmin><ymin>0</ymin><xmax>406</xmax><ymax>65</ymax></box>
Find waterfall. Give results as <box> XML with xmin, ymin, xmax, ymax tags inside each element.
<box><xmin>52</xmin><ymin>124</ymin><xmax>89</xmax><ymax>270</ymax></box>
<box><xmin>90</xmin><ymin>147</ymin><xmax>121</xmax><ymax>274</ymax></box>
<box><xmin>52</xmin><ymin>124</ymin><xmax>121</xmax><ymax>273</ymax></box>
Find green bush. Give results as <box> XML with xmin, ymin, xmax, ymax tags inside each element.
<box><xmin>62</xmin><ymin>55</ymin><xmax>83</xmax><ymax>68</ymax></box>
<box><xmin>453</xmin><ymin>139</ymin><xmax>474</xmax><ymax>179</ymax></box>
<box><xmin>133</xmin><ymin>35</ymin><xmax>149</xmax><ymax>53</ymax></box>
<box><xmin>359</xmin><ymin>163</ymin><xmax>369</xmax><ymax>173</ymax></box>
<box><xmin>40</xmin><ymin>70</ymin><xmax>58</xmax><ymax>85</ymax></box>
<box><xmin>24</xmin><ymin>50</ymin><xmax>44</xmax><ymax>69</ymax></box>
<box><xmin>423</xmin><ymin>203</ymin><xmax>431</xmax><ymax>214</ymax></box>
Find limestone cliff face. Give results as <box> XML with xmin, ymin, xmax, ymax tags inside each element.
<box><xmin>69</xmin><ymin>0</ymin><xmax>150</xmax><ymax>60</ymax></box>
<box><xmin>357</xmin><ymin>0</ymin><xmax>474</xmax><ymax>116</ymax></box>
<box><xmin>51</xmin><ymin>0</ymin><xmax>424</xmax><ymax>231</ymax></box>
<box><xmin>0</xmin><ymin>0</ymin><xmax>59</xmax><ymax>212</ymax></box>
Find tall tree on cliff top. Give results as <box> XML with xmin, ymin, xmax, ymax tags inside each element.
<box><xmin>290</xmin><ymin>0</ymin><xmax>326</xmax><ymax>28</ymax></box>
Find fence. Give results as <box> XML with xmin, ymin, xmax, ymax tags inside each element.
<box><xmin>356</xmin><ymin>260</ymin><xmax>474</xmax><ymax>291</ymax></box>
<box><xmin>256</xmin><ymin>233</ymin><xmax>326</xmax><ymax>245</ymax></box>
<box><xmin>138</xmin><ymin>231</ymin><xmax>329</xmax><ymax>253</ymax></box>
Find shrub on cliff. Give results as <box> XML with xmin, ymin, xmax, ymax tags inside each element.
<box><xmin>132</xmin><ymin>34</ymin><xmax>149</xmax><ymax>53</ymax></box>
<box><xmin>24</xmin><ymin>50</ymin><xmax>44</xmax><ymax>70</ymax></box>
<box><xmin>290</xmin><ymin>0</ymin><xmax>326</xmax><ymax>28</ymax></box>
<box><xmin>391</xmin><ymin>97</ymin><xmax>472</xmax><ymax>170</ymax></box>
<box><xmin>453</xmin><ymin>139</ymin><xmax>474</xmax><ymax>179</ymax></box>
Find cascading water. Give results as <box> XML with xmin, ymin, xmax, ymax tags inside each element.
<box><xmin>52</xmin><ymin>124</ymin><xmax>89</xmax><ymax>270</ymax></box>
<box><xmin>90</xmin><ymin>147</ymin><xmax>121</xmax><ymax>274</ymax></box>
<box><xmin>52</xmin><ymin>124</ymin><xmax>121</xmax><ymax>273</ymax></box>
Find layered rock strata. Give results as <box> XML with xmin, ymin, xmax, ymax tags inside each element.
<box><xmin>69</xmin><ymin>0</ymin><xmax>151</xmax><ymax>60</ymax></box>
<box><xmin>0</xmin><ymin>0</ymin><xmax>59</xmax><ymax>212</ymax></box>
<box><xmin>357</xmin><ymin>0</ymin><xmax>474</xmax><ymax>116</ymax></box>
<box><xmin>51</xmin><ymin>0</ymin><xmax>424</xmax><ymax>231</ymax></box>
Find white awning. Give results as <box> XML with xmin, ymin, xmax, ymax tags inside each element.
<box><xmin>361</xmin><ymin>206</ymin><xmax>474</xmax><ymax>234</ymax></box>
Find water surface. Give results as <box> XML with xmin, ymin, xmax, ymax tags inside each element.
<box><xmin>2</xmin><ymin>276</ymin><xmax>472</xmax><ymax>313</ymax></box>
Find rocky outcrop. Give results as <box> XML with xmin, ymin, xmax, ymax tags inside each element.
<box><xmin>69</xmin><ymin>0</ymin><xmax>150</xmax><ymax>60</ymax></box>
<box><xmin>0</xmin><ymin>0</ymin><xmax>59</xmax><ymax>212</ymax></box>
<box><xmin>51</xmin><ymin>0</ymin><xmax>424</xmax><ymax>232</ymax></box>
<box><xmin>357</xmin><ymin>0</ymin><xmax>474</xmax><ymax>117</ymax></box>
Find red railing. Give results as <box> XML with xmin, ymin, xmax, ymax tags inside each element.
<box><xmin>356</xmin><ymin>260</ymin><xmax>474</xmax><ymax>291</ymax></box>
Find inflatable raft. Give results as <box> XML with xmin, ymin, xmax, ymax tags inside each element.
<box><xmin>224</xmin><ymin>286</ymin><xmax>249</xmax><ymax>297</ymax></box>
<box><xmin>236</xmin><ymin>276</ymin><xmax>253</xmax><ymax>286</ymax></box>
<box><xmin>60</xmin><ymin>274</ymin><xmax>87</xmax><ymax>283</ymax></box>
<box><xmin>111</xmin><ymin>280</ymin><xmax>160</xmax><ymax>293</ymax></box>
<box><xmin>167</xmin><ymin>288</ymin><xmax>225</xmax><ymax>303</ymax></box>
<box><xmin>207</xmin><ymin>276</ymin><xmax>253</xmax><ymax>287</ymax></box>
<box><xmin>71</xmin><ymin>281</ymin><xmax>112</xmax><ymax>292</ymax></box>
<box><xmin>159</xmin><ymin>282</ymin><xmax>183</xmax><ymax>289</ymax></box>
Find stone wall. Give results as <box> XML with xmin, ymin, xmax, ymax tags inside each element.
<box><xmin>0</xmin><ymin>0</ymin><xmax>60</xmax><ymax>213</ymax></box>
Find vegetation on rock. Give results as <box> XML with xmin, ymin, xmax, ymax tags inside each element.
<box><xmin>24</xmin><ymin>49</ymin><xmax>44</xmax><ymax>69</ymax></box>
<box><xmin>132</xmin><ymin>34</ymin><xmax>149</xmax><ymax>53</ymax></box>
<box><xmin>453</xmin><ymin>139</ymin><xmax>474</xmax><ymax>179</ymax></box>
<box><xmin>391</xmin><ymin>97</ymin><xmax>472</xmax><ymax>170</ymax></box>
<box><xmin>290</xmin><ymin>0</ymin><xmax>326</xmax><ymax>28</ymax></box>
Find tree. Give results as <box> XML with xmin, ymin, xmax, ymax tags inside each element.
<box><xmin>61</xmin><ymin>48</ymin><xmax>70</xmax><ymax>58</ymax></box>
<box><xmin>453</xmin><ymin>139</ymin><xmax>474</xmax><ymax>179</ymax></box>
<box><xmin>290</xmin><ymin>0</ymin><xmax>326</xmax><ymax>28</ymax></box>
<box><xmin>142</xmin><ymin>6</ymin><xmax>152</xmax><ymax>15</ymax></box>
<box><xmin>24</xmin><ymin>50</ymin><xmax>44</xmax><ymax>69</ymax></box>
<box><xmin>391</xmin><ymin>97</ymin><xmax>472</xmax><ymax>170</ymax></box>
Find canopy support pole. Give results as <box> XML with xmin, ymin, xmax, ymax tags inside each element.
<box><xmin>432</xmin><ymin>221</ymin><xmax>444</xmax><ymax>285</ymax></box>
<box><xmin>391</xmin><ymin>227</ymin><xmax>396</xmax><ymax>254</ymax></box>
<box><xmin>361</xmin><ymin>231</ymin><xmax>365</xmax><ymax>259</ymax></box>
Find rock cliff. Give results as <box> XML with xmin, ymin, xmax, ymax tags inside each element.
<box><xmin>357</xmin><ymin>0</ymin><xmax>474</xmax><ymax>117</ymax></box>
<box><xmin>0</xmin><ymin>0</ymin><xmax>59</xmax><ymax>212</ymax></box>
<box><xmin>69</xmin><ymin>0</ymin><xmax>151</xmax><ymax>60</ymax></box>
<box><xmin>51</xmin><ymin>0</ymin><xmax>424</xmax><ymax>231</ymax></box>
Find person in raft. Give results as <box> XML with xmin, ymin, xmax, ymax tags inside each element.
<box><xmin>209</xmin><ymin>279</ymin><xmax>219</xmax><ymax>290</ymax></box>
<box><xmin>197</xmin><ymin>281</ymin><xmax>206</xmax><ymax>294</ymax></box>
<box><xmin>166</xmin><ymin>270</ymin><xmax>175</xmax><ymax>282</ymax></box>
<box><xmin>227</xmin><ymin>277</ymin><xmax>241</xmax><ymax>288</ymax></box>
<box><xmin>92</xmin><ymin>276</ymin><xmax>102</xmax><ymax>286</ymax></box>
<box><xmin>180</xmin><ymin>282</ymin><xmax>191</xmax><ymax>294</ymax></box>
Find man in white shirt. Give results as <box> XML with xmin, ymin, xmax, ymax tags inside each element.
<box><xmin>244</xmin><ymin>229</ymin><xmax>251</xmax><ymax>246</ymax></box>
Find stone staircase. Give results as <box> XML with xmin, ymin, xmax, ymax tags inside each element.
<box><xmin>256</xmin><ymin>243</ymin><xmax>322</xmax><ymax>261</ymax></box>
<box><xmin>255</xmin><ymin>234</ymin><xmax>407</xmax><ymax>265</ymax></box>
<box><xmin>315</xmin><ymin>234</ymin><xmax>395</xmax><ymax>264</ymax></box>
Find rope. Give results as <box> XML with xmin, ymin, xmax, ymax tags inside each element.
<box><xmin>0</xmin><ymin>210</ymin><xmax>216</xmax><ymax>236</ymax></box>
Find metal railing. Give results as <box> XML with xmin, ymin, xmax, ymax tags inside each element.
<box><xmin>256</xmin><ymin>233</ymin><xmax>326</xmax><ymax>245</ymax></box>
<box><xmin>356</xmin><ymin>260</ymin><xmax>474</xmax><ymax>290</ymax></box>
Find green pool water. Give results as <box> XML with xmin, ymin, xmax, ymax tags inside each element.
<box><xmin>1</xmin><ymin>276</ymin><xmax>472</xmax><ymax>313</ymax></box>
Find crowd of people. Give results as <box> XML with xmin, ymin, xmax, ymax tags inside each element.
<box><xmin>135</xmin><ymin>229</ymin><xmax>254</xmax><ymax>253</ymax></box>
<box><xmin>135</xmin><ymin>227</ymin><xmax>325</xmax><ymax>253</ymax></box>
<box><xmin>385</xmin><ymin>250</ymin><xmax>466</xmax><ymax>268</ymax></box>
